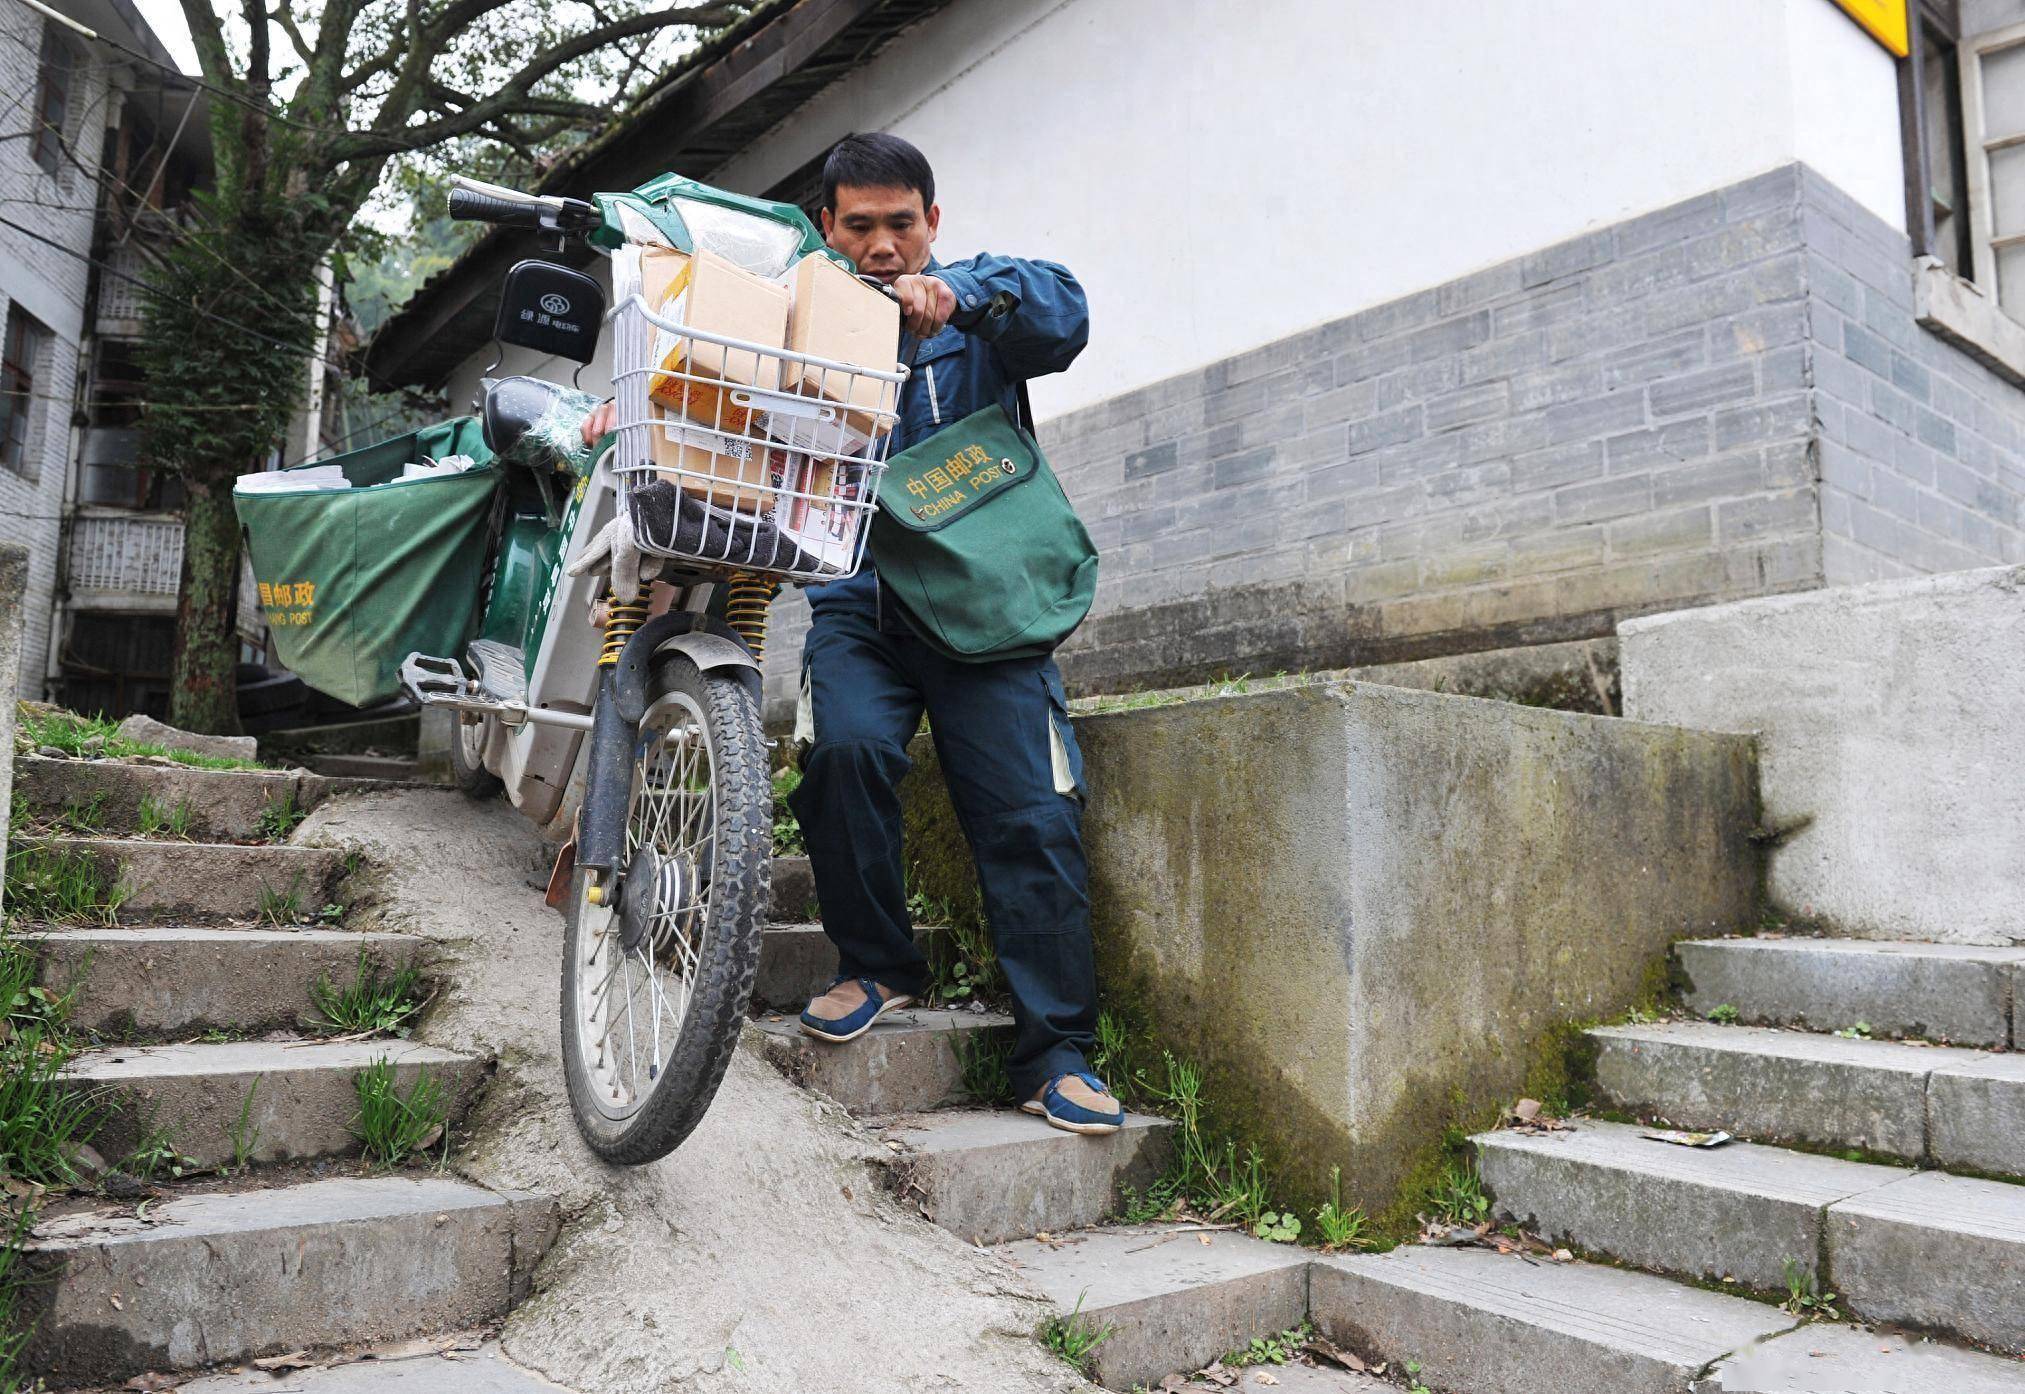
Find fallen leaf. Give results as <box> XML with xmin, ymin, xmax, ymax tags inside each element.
<box><xmin>122</xmin><ymin>1373</ymin><xmax>179</xmax><ymax>1391</ymax></box>
<box><xmin>252</xmin><ymin>1351</ymin><xmax>312</xmax><ymax>1371</ymax></box>
<box><xmin>108</xmin><ymin>1294</ymin><xmax>123</xmax><ymax>1311</ymax></box>
<box><xmin>1511</xmin><ymin>1098</ymin><xmax>1542</xmax><ymax>1123</ymax></box>
<box><xmin>1253</xmin><ymin>1374</ymin><xmax>1279</xmax><ymax>1387</ymax></box>
<box><xmin>1199</xmin><ymin>1234</ymin><xmax>1213</xmax><ymax>1245</ymax></box>
<box><xmin>1553</xmin><ymin>1248</ymin><xmax>1574</xmax><ymax>1262</ymax></box>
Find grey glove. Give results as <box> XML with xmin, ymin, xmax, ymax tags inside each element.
<box><xmin>565</xmin><ymin>511</ymin><xmax>656</xmax><ymax>603</ymax></box>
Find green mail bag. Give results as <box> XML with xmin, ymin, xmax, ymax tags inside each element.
<box><xmin>234</xmin><ymin>418</ymin><xmax>498</xmax><ymax>707</ymax></box>
<box><xmin>869</xmin><ymin>403</ymin><xmax>1097</xmax><ymax>663</ymax></box>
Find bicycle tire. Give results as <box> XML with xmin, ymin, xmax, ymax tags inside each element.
<box><xmin>448</xmin><ymin>713</ymin><xmax>503</xmax><ymax>799</ymax></box>
<box><xmin>559</xmin><ymin>653</ymin><xmax>770</xmax><ymax>1164</ymax></box>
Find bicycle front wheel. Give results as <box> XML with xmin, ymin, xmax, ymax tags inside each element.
<box><xmin>560</xmin><ymin>652</ymin><xmax>771</xmax><ymax>1164</ymax></box>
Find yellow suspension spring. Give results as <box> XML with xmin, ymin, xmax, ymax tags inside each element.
<box><xmin>599</xmin><ymin>598</ymin><xmax>650</xmax><ymax>668</ymax></box>
<box><xmin>724</xmin><ymin>571</ymin><xmax>779</xmax><ymax>662</ymax></box>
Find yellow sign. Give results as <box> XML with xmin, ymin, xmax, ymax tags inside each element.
<box><xmin>1829</xmin><ymin>0</ymin><xmax>1909</xmax><ymax>57</ymax></box>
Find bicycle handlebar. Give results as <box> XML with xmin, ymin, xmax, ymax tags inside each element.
<box><xmin>448</xmin><ymin>188</ymin><xmax>547</xmax><ymax>227</ymax></box>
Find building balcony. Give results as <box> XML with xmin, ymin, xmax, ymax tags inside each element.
<box><xmin>66</xmin><ymin>508</ymin><xmax>182</xmax><ymax>611</ymax></box>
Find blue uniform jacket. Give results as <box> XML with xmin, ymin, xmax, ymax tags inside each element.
<box><xmin>806</xmin><ymin>251</ymin><xmax>1090</xmax><ymax>619</ymax></box>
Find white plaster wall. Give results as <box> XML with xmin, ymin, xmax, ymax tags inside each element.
<box><xmin>707</xmin><ymin>0</ymin><xmax>1907</xmax><ymax>417</ymax></box>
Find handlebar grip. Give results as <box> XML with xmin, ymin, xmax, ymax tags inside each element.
<box><xmin>448</xmin><ymin>188</ymin><xmax>546</xmax><ymax>227</ymax></box>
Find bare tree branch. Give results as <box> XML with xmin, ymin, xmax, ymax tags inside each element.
<box><xmin>174</xmin><ymin>0</ymin><xmax>233</xmax><ymax>86</ymax></box>
<box><xmin>338</xmin><ymin>2</ymin><xmax>744</xmax><ymax>162</ymax></box>
<box><xmin>271</xmin><ymin>6</ymin><xmax>315</xmax><ymax>69</ymax></box>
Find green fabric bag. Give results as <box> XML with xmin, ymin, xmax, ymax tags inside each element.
<box><xmin>870</xmin><ymin>402</ymin><xmax>1097</xmax><ymax>663</ymax></box>
<box><xmin>235</xmin><ymin>418</ymin><xmax>499</xmax><ymax>707</ymax></box>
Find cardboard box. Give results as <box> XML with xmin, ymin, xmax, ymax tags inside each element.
<box><xmin>653</xmin><ymin>418</ymin><xmax>774</xmax><ymax>513</ymax></box>
<box><xmin>644</xmin><ymin>248</ymin><xmax>788</xmax><ymax>510</ymax></box>
<box><xmin>651</xmin><ymin>247</ymin><xmax>788</xmax><ymax>392</ymax></box>
<box><xmin>765</xmin><ymin>253</ymin><xmax>899</xmax><ymax>453</ymax></box>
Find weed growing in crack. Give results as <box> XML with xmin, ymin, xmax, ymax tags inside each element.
<box><xmin>119</xmin><ymin>1118</ymin><xmax>198</xmax><ymax>1183</ymax></box>
<box><xmin>1423</xmin><ymin>1156</ymin><xmax>1490</xmax><ymax>1228</ymax></box>
<box><xmin>0</xmin><ymin>936</ymin><xmax>97</xmax><ymax>1185</ymax></box>
<box><xmin>1313</xmin><ymin>1166</ymin><xmax>1372</xmax><ymax>1251</ymax></box>
<box><xmin>136</xmin><ymin>796</ymin><xmax>193</xmax><ymax>840</ymax></box>
<box><xmin>953</xmin><ymin>1029</ymin><xmax>1015</xmax><ymax>1106</ymax></box>
<box><xmin>1833</xmin><ymin>1021</ymin><xmax>1873</xmax><ymax>1040</ymax></box>
<box><xmin>54</xmin><ymin>792</ymin><xmax>108</xmax><ymax>835</ymax></box>
<box><xmin>1782</xmin><ymin>1260</ymin><xmax>1841</xmax><ymax>1321</ymax></box>
<box><xmin>258</xmin><ymin>879</ymin><xmax>306</xmax><ymax>927</ymax></box>
<box><xmin>310</xmin><ymin>947</ymin><xmax>426</xmax><ymax>1037</ymax></box>
<box><xmin>1121</xmin><ymin>1052</ymin><xmax>1272</xmax><ymax>1227</ymax></box>
<box><xmin>1252</xmin><ymin>1209</ymin><xmax>1302</xmax><ymax>1242</ymax></box>
<box><xmin>1225</xmin><ymin>1322</ymin><xmax>1310</xmax><ymax>1367</ymax></box>
<box><xmin>1039</xmin><ymin>1291</ymin><xmax>1111</xmax><ymax>1375</ymax></box>
<box><xmin>770</xmin><ymin>766</ymin><xmax>804</xmax><ymax>855</ymax></box>
<box><xmin>4</xmin><ymin>843</ymin><xmax>128</xmax><ymax>925</ymax></box>
<box><xmin>256</xmin><ymin>793</ymin><xmax>305</xmax><ymax>843</ymax></box>
<box><xmin>1705</xmin><ymin>1003</ymin><xmax>1740</xmax><ymax>1025</ymax></box>
<box><xmin>226</xmin><ymin>1077</ymin><xmax>263</xmax><ymax>1173</ymax></box>
<box><xmin>353</xmin><ymin>1058</ymin><xmax>448</xmax><ymax>1167</ymax></box>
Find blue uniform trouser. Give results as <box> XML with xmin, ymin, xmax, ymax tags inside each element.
<box><xmin>788</xmin><ymin>603</ymin><xmax>1096</xmax><ymax>1101</ymax></box>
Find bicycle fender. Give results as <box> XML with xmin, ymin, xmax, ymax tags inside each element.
<box><xmin>658</xmin><ymin>631</ymin><xmax>762</xmax><ymax>677</ymax></box>
<box><xmin>613</xmin><ymin>613</ymin><xmax>760</xmax><ymax>726</ymax></box>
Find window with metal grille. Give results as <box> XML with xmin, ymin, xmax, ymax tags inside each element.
<box><xmin>0</xmin><ymin>305</ymin><xmax>48</xmax><ymax>477</ymax></box>
<box><xmin>31</xmin><ymin>24</ymin><xmax>76</xmax><ymax>176</ymax></box>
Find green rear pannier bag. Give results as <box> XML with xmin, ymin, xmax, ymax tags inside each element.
<box><xmin>234</xmin><ymin>418</ymin><xmax>499</xmax><ymax>708</ymax></box>
<box><xmin>869</xmin><ymin>403</ymin><xmax>1097</xmax><ymax>663</ymax></box>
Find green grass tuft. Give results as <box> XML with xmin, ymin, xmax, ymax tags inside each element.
<box><xmin>3</xmin><ymin>843</ymin><xmax>129</xmax><ymax>925</ymax></box>
<box><xmin>309</xmin><ymin>947</ymin><xmax>426</xmax><ymax>1037</ymax></box>
<box><xmin>770</xmin><ymin>766</ymin><xmax>804</xmax><ymax>854</ymax></box>
<box><xmin>352</xmin><ymin>1058</ymin><xmax>449</xmax><ymax>1167</ymax></box>
<box><xmin>16</xmin><ymin>706</ymin><xmax>264</xmax><ymax>771</ymax></box>
<box><xmin>136</xmin><ymin>795</ymin><xmax>194</xmax><ymax>840</ymax></box>
<box><xmin>256</xmin><ymin>793</ymin><xmax>305</xmax><ymax>842</ymax></box>
<box><xmin>1039</xmin><ymin>1291</ymin><xmax>1112</xmax><ymax>1375</ymax></box>
<box><xmin>953</xmin><ymin>1029</ymin><xmax>1016</xmax><ymax>1106</ymax></box>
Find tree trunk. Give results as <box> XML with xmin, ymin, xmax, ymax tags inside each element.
<box><xmin>170</xmin><ymin>471</ymin><xmax>246</xmax><ymax>735</ymax></box>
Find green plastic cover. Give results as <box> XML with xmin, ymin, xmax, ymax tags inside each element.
<box><xmin>235</xmin><ymin>418</ymin><xmax>499</xmax><ymax>707</ymax></box>
<box><xmin>870</xmin><ymin>404</ymin><xmax>1098</xmax><ymax>663</ymax></box>
<box><xmin>591</xmin><ymin>172</ymin><xmax>847</xmax><ymax>269</ymax></box>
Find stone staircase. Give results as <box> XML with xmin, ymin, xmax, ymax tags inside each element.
<box><xmin>8</xmin><ymin>758</ymin><xmax>559</xmax><ymax>1390</ymax></box>
<box><xmin>763</xmin><ymin>861</ymin><xmax>2025</xmax><ymax>1390</ymax></box>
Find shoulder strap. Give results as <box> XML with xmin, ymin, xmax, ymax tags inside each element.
<box><xmin>1015</xmin><ymin>379</ymin><xmax>1035</xmax><ymax>435</ymax></box>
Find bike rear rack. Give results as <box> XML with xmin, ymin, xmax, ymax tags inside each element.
<box><xmin>399</xmin><ymin>652</ymin><xmax>595</xmax><ymax>732</ymax></box>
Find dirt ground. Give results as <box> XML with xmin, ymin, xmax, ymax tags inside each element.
<box><xmin>298</xmin><ymin>789</ymin><xmax>1084</xmax><ymax>1394</ymax></box>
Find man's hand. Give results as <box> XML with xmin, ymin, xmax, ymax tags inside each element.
<box><xmin>893</xmin><ymin>273</ymin><xmax>957</xmax><ymax>339</ymax></box>
<box><xmin>581</xmin><ymin>398</ymin><xmax>617</xmax><ymax>448</ymax></box>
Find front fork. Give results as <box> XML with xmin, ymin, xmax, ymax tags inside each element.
<box><xmin>575</xmin><ymin>575</ymin><xmax>778</xmax><ymax>908</ymax></box>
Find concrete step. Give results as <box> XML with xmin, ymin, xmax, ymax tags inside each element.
<box><xmin>71</xmin><ymin>1039</ymin><xmax>487</xmax><ymax>1169</ymax></box>
<box><xmin>770</xmin><ymin>854</ymin><xmax>816</xmax><ymax>921</ymax></box>
<box><xmin>1311</xmin><ymin>1245</ymin><xmax>1793</xmax><ymax>1394</ymax></box>
<box><xmin>1827</xmin><ymin>1168</ymin><xmax>2025</xmax><ymax>1356</ymax></box>
<box><xmin>996</xmin><ymin>1224</ymin><xmax>1311</xmax><ymax>1392</ymax></box>
<box><xmin>21</xmin><ymin>1175</ymin><xmax>556</xmax><ymax>1387</ymax></box>
<box><xmin>17</xmin><ymin>835</ymin><xmax>350</xmax><ymax>921</ymax></box>
<box><xmin>309</xmin><ymin>753</ymin><xmax>424</xmax><ymax>782</ymax></box>
<box><xmin>173</xmin><ymin>1344</ymin><xmax>583</xmax><ymax>1393</ymax></box>
<box><xmin>747</xmin><ymin>1007</ymin><xmax>1012</xmax><ymax>1116</ymax></box>
<box><xmin>1476</xmin><ymin>1118</ymin><xmax>1911</xmax><ymax>1290</ymax></box>
<box><xmin>1710</xmin><ymin>1322</ymin><xmax>2025</xmax><ymax>1393</ymax></box>
<box><xmin>1588</xmin><ymin>1021</ymin><xmax>2025</xmax><ymax>1175</ymax></box>
<box><xmin>879</xmin><ymin>1108</ymin><xmax>1175</xmax><ymax>1245</ymax></box>
<box><xmin>30</xmin><ymin>926</ymin><xmax>433</xmax><ymax>1038</ymax></box>
<box><xmin>16</xmin><ymin>756</ymin><xmax>299</xmax><ymax>842</ymax></box>
<box><xmin>752</xmin><ymin>922</ymin><xmax>938</xmax><ymax>1010</ymax></box>
<box><xmin>1676</xmin><ymin>936</ymin><xmax>2024</xmax><ymax>1047</ymax></box>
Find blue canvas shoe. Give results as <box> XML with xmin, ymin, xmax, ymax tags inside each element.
<box><xmin>799</xmin><ymin>976</ymin><xmax>913</xmax><ymax>1044</ymax></box>
<box><xmin>1022</xmin><ymin>1071</ymin><xmax>1125</xmax><ymax>1135</ymax></box>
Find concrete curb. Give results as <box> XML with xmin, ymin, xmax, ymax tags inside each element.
<box><xmin>1828</xmin><ymin>1169</ymin><xmax>2025</xmax><ymax>1355</ymax></box>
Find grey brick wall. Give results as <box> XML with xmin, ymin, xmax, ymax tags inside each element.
<box><xmin>0</xmin><ymin>5</ymin><xmax>112</xmax><ymax>699</ymax></box>
<box><xmin>759</xmin><ymin>161</ymin><xmax>2025</xmax><ymax>721</ymax></box>
<box><xmin>1801</xmin><ymin>169</ymin><xmax>2025</xmax><ymax>582</ymax></box>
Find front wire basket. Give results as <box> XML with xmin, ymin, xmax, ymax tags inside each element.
<box><xmin>608</xmin><ymin>291</ymin><xmax>907</xmax><ymax>584</ymax></box>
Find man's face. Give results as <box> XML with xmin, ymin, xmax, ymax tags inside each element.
<box><xmin>822</xmin><ymin>184</ymin><xmax>938</xmax><ymax>283</ymax></box>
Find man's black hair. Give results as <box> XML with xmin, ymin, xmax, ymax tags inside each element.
<box><xmin>821</xmin><ymin>132</ymin><xmax>934</xmax><ymax>213</ymax></box>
